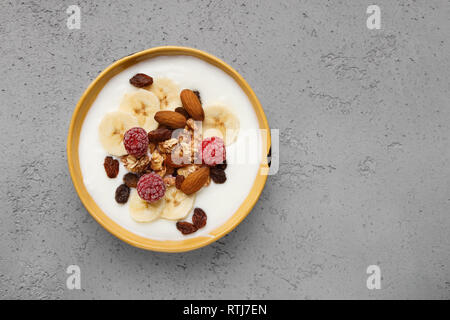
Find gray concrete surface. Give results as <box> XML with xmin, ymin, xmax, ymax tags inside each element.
<box><xmin>1</xmin><ymin>0</ymin><xmax>449</xmax><ymax>299</ymax></box>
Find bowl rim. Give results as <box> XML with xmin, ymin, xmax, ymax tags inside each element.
<box><xmin>67</xmin><ymin>46</ymin><xmax>270</xmax><ymax>252</ymax></box>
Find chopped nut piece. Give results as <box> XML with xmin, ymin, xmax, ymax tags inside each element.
<box><xmin>150</xmin><ymin>150</ymin><xmax>164</xmax><ymax>171</ymax></box>
<box><xmin>121</xmin><ymin>154</ymin><xmax>150</xmax><ymax>173</ymax></box>
<box><xmin>163</xmin><ymin>175</ymin><xmax>176</xmax><ymax>186</ymax></box>
<box><xmin>148</xmin><ymin>142</ymin><xmax>156</xmax><ymax>154</ymax></box>
<box><xmin>154</xmin><ymin>167</ymin><xmax>166</xmax><ymax>177</ymax></box>
<box><xmin>177</xmin><ymin>164</ymin><xmax>200</xmax><ymax>178</ymax></box>
<box><xmin>158</xmin><ymin>138</ymin><xmax>178</xmax><ymax>153</ymax></box>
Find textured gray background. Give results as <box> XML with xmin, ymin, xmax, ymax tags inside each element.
<box><xmin>1</xmin><ymin>0</ymin><xmax>449</xmax><ymax>299</ymax></box>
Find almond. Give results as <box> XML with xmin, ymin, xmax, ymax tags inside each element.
<box><xmin>154</xmin><ymin>111</ymin><xmax>186</xmax><ymax>129</ymax></box>
<box><xmin>180</xmin><ymin>89</ymin><xmax>204</xmax><ymax>121</ymax></box>
<box><xmin>180</xmin><ymin>166</ymin><xmax>210</xmax><ymax>195</ymax></box>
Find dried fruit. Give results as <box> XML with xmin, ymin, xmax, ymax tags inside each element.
<box><xmin>176</xmin><ymin>221</ymin><xmax>198</xmax><ymax>235</ymax></box>
<box><xmin>137</xmin><ymin>172</ymin><xmax>166</xmax><ymax>202</ymax></box>
<box><xmin>175</xmin><ymin>107</ymin><xmax>190</xmax><ymax>119</ymax></box>
<box><xmin>210</xmin><ymin>167</ymin><xmax>227</xmax><ymax>184</ymax></box>
<box><xmin>104</xmin><ymin>156</ymin><xmax>119</xmax><ymax>178</ymax></box>
<box><xmin>202</xmin><ymin>136</ymin><xmax>226</xmax><ymax>166</ymax></box>
<box><xmin>154</xmin><ymin>110</ymin><xmax>186</xmax><ymax>129</ymax></box>
<box><xmin>192</xmin><ymin>208</ymin><xmax>207</xmax><ymax>229</ymax></box>
<box><xmin>123</xmin><ymin>172</ymin><xmax>139</xmax><ymax>188</ymax></box>
<box><xmin>180</xmin><ymin>166</ymin><xmax>210</xmax><ymax>195</ymax></box>
<box><xmin>123</xmin><ymin>127</ymin><xmax>149</xmax><ymax>157</ymax></box>
<box><xmin>180</xmin><ymin>89</ymin><xmax>204</xmax><ymax>121</ymax></box>
<box><xmin>193</xmin><ymin>90</ymin><xmax>201</xmax><ymax>104</ymax></box>
<box><xmin>175</xmin><ymin>174</ymin><xmax>185</xmax><ymax>189</ymax></box>
<box><xmin>115</xmin><ymin>184</ymin><xmax>130</xmax><ymax>204</ymax></box>
<box><xmin>148</xmin><ymin>127</ymin><xmax>172</xmax><ymax>143</ymax></box>
<box><xmin>129</xmin><ymin>73</ymin><xmax>153</xmax><ymax>88</ymax></box>
<box><xmin>121</xmin><ymin>154</ymin><xmax>150</xmax><ymax>173</ymax></box>
<box><xmin>215</xmin><ymin>159</ymin><xmax>227</xmax><ymax>170</ymax></box>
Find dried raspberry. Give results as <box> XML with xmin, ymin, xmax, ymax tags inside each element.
<box><xmin>115</xmin><ymin>184</ymin><xmax>130</xmax><ymax>204</ymax></box>
<box><xmin>210</xmin><ymin>167</ymin><xmax>226</xmax><ymax>184</ymax></box>
<box><xmin>123</xmin><ymin>127</ymin><xmax>149</xmax><ymax>157</ymax></box>
<box><xmin>104</xmin><ymin>156</ymin><xmax>119</xmax><ymax>178</ymax></box>
<box><xmin>137</xmin><ymin>172</ymin><xmax>166</xmax><ymax>202</ymax></box>
<box><xmin>129</xmin><ymin>73</ymin><xmax>153</xmax><ymax>88</ymax></box>
<box><xmin>192</xmin><ymin>208</ymin><xmax>207</xmax><ymax>229</ymax></box>
<box><xmin>176</xmin><ymin>221</ymin><xmax>198</xmax><ymax>235</ymax></box>
<box><xmin>123</xmin><ymin>172</ymin><xmax>139</xmax><ymax>188</ymax></box>
<box><xmin>202</xmin><ymin>136</ymin><xmax>226</xmax><ymax>166</ymax></box>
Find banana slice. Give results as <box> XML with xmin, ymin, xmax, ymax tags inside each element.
<box><xmin>119</xmin><ymin>89</ymin><xmax>160</xmax><ymax>131</ymax></box>
<box><xmin>129</xmin><ymin>190</ymin><xmax>165</xmax><ymax>222</ymax></box>
<box><xmin>203</xmin><ymin>105</ymin><xmax>240</xmax><ymax>145</ymax></box>
<box><xmin>149</xmin><ymin>78</ymin><xmax>182</xmax><ymax>111</ymax></box>
<box><xmin>161</xmin><ymin>186</ymin><xmax>196</xmax><ymax>220</ymax></box>
<box><xmin>98</xmin><ymin>111</ymin><xmax>138</xmax><ymax>156</ymax></box>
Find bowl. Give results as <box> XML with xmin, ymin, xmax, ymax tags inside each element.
<box><xmin>67</xmin><ymin>46</ymin><xmax>270</xmax><ymax>252</ymax></box>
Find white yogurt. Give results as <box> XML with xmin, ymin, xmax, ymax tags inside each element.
<box><xmin>79</xmin><ymin>55</ymin><xmax>262</xmax><ymax>240</ymax></box>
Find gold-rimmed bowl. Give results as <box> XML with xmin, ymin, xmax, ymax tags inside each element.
<box><xmin>67</xmin><ymin>46</ymin><xmax>270</xmax><ymax>252</ymax></box>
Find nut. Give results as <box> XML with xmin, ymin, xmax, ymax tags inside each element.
<box><xmin>150</xmin><ymin>150</ymin><xmax>164</xmax><ymax>171</ymax></box>
<box><xmin>180</xmin><ymin>89</ymin><xmax>204</xmax><ymax>121</ymax></box>
<box><xmin>180</xmin><ymin>166</ymin><xmax>210</xmax><ymax>195</ymax></box>
<box><xmin>163</xmin><ymin>175</ymin><xmax>176</xmax><ymax>187</ymax></box>
<box><xmin>154</xmin><ymin>110</ymin><xmax>186</xmax><ymax>129</ymax></box>
<box><xmin>158</xmin><ymin>138</ymin><xmax>178</xmax><ymax>154</ymax></box>
<box><xmin>177</xmin><ymin>164</ymin><xmax>200</xmax><ymax>178</ymax></box>
<box><xmin>121</xmin><ymin>154</ymin><xmax>150</xmax><ymax>173</ymax></box>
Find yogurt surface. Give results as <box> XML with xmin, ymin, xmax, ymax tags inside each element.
<box><xmin>79</xmin><ymin>55</ymin><xmax>262</xmax><ymax>240</ymax></box>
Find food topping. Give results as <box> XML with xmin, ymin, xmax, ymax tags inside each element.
<box><xmin>104</xmin><ymin>156</ymin><xmax>119</xmax><ymax>178</ymax></box>
<box><xmin>129</xmin><ymin>73</ymin><xmax>153</xmax><ymax>88</ymax></box>
<box><xmin>123</xmin><ymin>127</ymin><xmax>149</xmax><ymax>157</ymax></box>
<box><xmin>137</xmin><ymin>172</ymin><xmax>166</xmax><ymax>202</ymax></box>
<box><xmin>202</xmin><ymin>136</ymin><xmax>226</xmax><ymax>166</ymax></box>
<box><xmin>115</xmin><ymin>184</ymin><xmax>130</xmax><ymax>204</ymax></box>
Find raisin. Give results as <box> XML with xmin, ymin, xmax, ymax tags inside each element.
<box><xmin>210</xmin><ymin>167</ymin><xmax>226</xmax><ymax>184</ymax></box>
<box><xmin>192</xmin><ymin>208</ymin><xmax>207</xmax><ymax>229</ymax></box>
<box><xmin>129</xmin><ymin>73</ymin><xmax>153</xmax><ymax>88</ymax></box>
<box><xmin>175</xmin><ymin>107</ymin><xmax>190</xmax><ymax>119</ymax></box>
<box><xmin>215</xmin><ymin>159</ymin><xmax>227</xmax><ymax>170</ymax></box>
<box><xmin>176</xmin><ymin>221</ymin><xmax>198</xmax><ymax>235</ymax></box>
<box><xmin>115</xmin><ymin>184</ymin><xmax>130</xmax><ymax>204</ymax></box>
<box><xmin>123</xmin><ymin>172</ymin><xmax>139</xmax><ymax>188</ymax></box>
<box><xmin>193</xmin><ymin>90</ymin><xmax>202</xmax><ymax>104</ymax></box>
<box><xmin>175</xmin><ymin>174</ymin><xmax>185</xmax><ymax>190</ymax></box>
<box><xmin>104</xmin><ymin>156</ymin><xmax>119</xmax><ymax>178</ymax></box>
<box><xmin>148</xmin><ymin>127</ymin><xmax>172</xmax><ymax>143</ymax></box>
